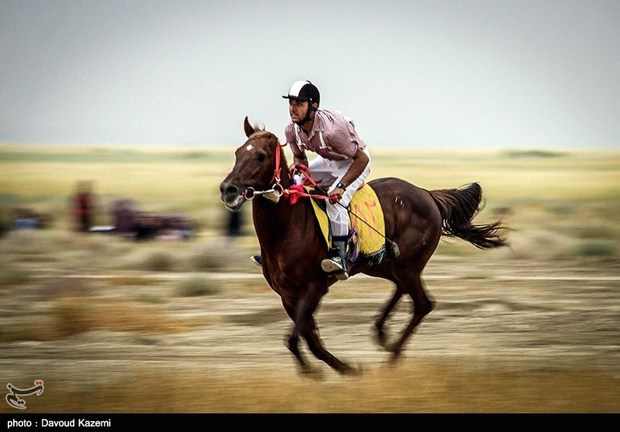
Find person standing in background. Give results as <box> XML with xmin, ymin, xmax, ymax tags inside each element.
<box><xmin>72</xmin><ymin>181</ymin><xmax>96</xmax><ymax>232</ymax></box>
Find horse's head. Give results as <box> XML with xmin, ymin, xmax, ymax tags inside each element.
<box><xmin>219</xmin><ymin>117</ymin><xmax>288</xmax><ymax>211</ymax></box>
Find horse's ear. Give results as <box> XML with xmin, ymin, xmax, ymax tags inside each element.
<box><xmin>243</xmin><ymin>116</ymin><xmax>254</xmax><ymax>138</ymax></box>
<box><xmin>244</xmin><ymin>116</ymin><xmax>266</xmax><ymax>138</ymax></box>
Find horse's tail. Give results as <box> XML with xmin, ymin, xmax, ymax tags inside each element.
<box><xmin>429</xmin><ymin>182</ymin><xmax>507</xmax><ymax>249</ymax></box>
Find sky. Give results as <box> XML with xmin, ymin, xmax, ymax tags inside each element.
<box><xmin>1</xmin><ymin>0</ymin><xmax>619</xmax><ymax>150</ymax></box>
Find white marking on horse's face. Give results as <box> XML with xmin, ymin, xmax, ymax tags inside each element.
<box><xmin>246</xmin><ymin>143</ymin><xmax>253</xmax><ymax>152</ymax></box>
<box><xmin>394</xmin><ymin>196</ymin><xmax>404</xmax><ymax>206</ymax></box>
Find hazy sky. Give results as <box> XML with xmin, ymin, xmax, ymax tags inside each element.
<box><xmin>1</xmin><ymin>0</ymin><xmax>618</xmax><ymax>149</ymax></box>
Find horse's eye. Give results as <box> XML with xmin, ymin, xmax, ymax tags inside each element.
<box><xmin>257</xmin><ymin>154</ymin><xmax>266</xmax><ymax>163</ymax></box>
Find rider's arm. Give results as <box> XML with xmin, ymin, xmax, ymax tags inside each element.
<box><xmin>339</xmin><ymin>148</ymin><xmax>369</xmax><ymax>189</ymax></box>
<box><xmin>327</xmin><ymin>148</ymin><xmax>369</xmax><ymax>204</ymax></box>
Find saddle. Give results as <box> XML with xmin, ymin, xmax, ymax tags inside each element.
<box><xmin>306</xmin><ymin>184</ymin><xmax>387</xmax><ymax>265</ymax></box>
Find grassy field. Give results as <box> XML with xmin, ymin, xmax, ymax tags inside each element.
<box><xmin>1</xmin><ymin>144</ymin><xmax>619</xmax><ymax>259</ymax></box>
<box><xmin>1</xmin><ymin>144</ymin><xmax>619</xmax><ymax>414</ymax></box>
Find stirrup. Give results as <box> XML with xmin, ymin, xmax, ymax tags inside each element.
<box><xmin>336</xmin><ymin>270</ymin><xmax>349</xmax><ymax>281</ymax></box>
<box><xmin>321</xmin><ymin>256</ymin><xmax>349</xmax><ymax>280</ymax></box>
<box><xmin>250</xmin><ymin>255</ymin><xmax>262</xmax><ymax>267</ymax></box>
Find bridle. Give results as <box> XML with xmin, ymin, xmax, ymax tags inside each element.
<box><xmin>241</xmin><ymin>135</ymin><xmax>286</xmax><ymax>203</ymax></box>
<box><xmin>239</xmin><ymin>133</ymin><xmax>330</xmax><ymax>204</ymax></box>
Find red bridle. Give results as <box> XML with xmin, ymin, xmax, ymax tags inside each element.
<box><xmin>241</xmin><ymin>134</ymin><xmax>329</xmax><ymax>203</ymax></box>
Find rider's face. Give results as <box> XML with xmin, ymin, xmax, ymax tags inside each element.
<box><xmin>288</xmin><ymin>99</ymin><xmax>309</xmax><ymax>123</ymax></box>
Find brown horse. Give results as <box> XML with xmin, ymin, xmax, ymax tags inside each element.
<box><xmin>219</xmin><ymin>117</ymin><xmax>507</xmax><ymax>376</ymax></box>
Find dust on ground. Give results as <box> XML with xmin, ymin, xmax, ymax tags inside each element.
<box><xmin>1</xmin><ymin>256</ymin><xmax>619</xmax><ymax>413</ymax></box>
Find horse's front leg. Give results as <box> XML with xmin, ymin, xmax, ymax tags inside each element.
<box><xmin>282</xmin><ymin>301</ymin><xmax>313</xmax><ymax>373</ymax></box>
<box><xmin>287</xmin><ymin>286</ymin><xmax>360</xmax><ymax>376</ymax></box>
<box><xmin>283</xmin><ymin>296</ymin><xmax>329</xmax><ymax>379</ymax></box>
<box><xmin>302</xmin><ymin>316</ymin><xmax>361</xmax><ymax>376</ymax></box>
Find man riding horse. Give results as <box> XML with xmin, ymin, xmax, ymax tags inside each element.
<box><xmin>252</xmin><ymin>80</ymin><xmax>371</xmax><ymax>280</ymax></box>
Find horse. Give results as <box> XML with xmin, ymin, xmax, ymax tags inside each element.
<box><xmin>219</xmin><ymin>117</ymin><xmax>508</xmax><ymax>376</ymax></box>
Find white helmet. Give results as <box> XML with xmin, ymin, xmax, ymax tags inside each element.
<box><xmin>282</xmin><ymin>80</ymin><xmax>320</xmax><ymax>106</ymax></box>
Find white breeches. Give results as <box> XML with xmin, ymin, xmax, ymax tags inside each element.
<box><xmin>296</xmin><ymin>148</ymin><xmax>371</xmax><ymax>238</ymax></box>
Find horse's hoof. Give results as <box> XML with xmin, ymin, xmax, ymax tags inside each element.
<box><xmin>334</xmin><ymin>361</ymin><xmax>363</xmax><ymax>376</ymax></box>
<box><xmin>373</xmin><ymin>324</ymin><xmax>389</xmax><ymax>348</ymax></box>
<box><xmin>388</xmin><ymin>350</ymin><xmax>404</xmax><ymax>364</ymax></box>
<box><xmin>374</xmin><ymin>333</ymin><xmax>389</xmax><ymax>349</ymax></box>
<box><xmin>385</xmin><ymin>343</ymin><xmax>404</xmax><ymax>362</ymax></box>
<box><xmin>350</xmin><ymin>363</ymin><xmax>365</xmax><ymax>376</ymax></box>
<box><xmin>299</xmin><ymin>366</ymin><xmax>324</xmax><ymax>381</ymax></box>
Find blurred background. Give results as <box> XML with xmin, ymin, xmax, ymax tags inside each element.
<box><xmin>1</xmin><ymin>0</ymin><xmax>619</xmax><ymax>413</ymax></box>
<box><xmin>1</xmin><ymin>0</ymin><xmax>619</xmax><ymax>150</ymax></box>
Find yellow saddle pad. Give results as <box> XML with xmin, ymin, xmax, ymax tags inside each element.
<box><xmin>308</xmin><ymin>184</ymin><xmax>386</xmax><ymax>260</ymax></box>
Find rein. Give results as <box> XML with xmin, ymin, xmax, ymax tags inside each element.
<box><xmin>241</xmin><ymin>137</ymin><xmax>399</xmax><ymax>255</ymax></box>
<box><xmin>241</xmin><ymin>138</ymin><xmax>330</xmax><ymax>203</ymax></box>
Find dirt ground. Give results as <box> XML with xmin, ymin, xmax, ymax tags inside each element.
<box><xmin>1</xmin><ymin>255</ymin><xmax>619</xmax><ymax>413</ymax></box>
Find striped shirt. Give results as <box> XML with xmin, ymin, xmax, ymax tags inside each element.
<box><xmin>284</xmin><ymin>109</ymin><xmax>366</xmax><ymax>161</ymax></box>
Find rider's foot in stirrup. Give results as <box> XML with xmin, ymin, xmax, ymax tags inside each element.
<box><xmin>321</xmin><ymin>256</ymin><xmax>344</xmax><ymax>273</ymax></box>
<box><xmin>321</xmin><ymin>256</ymin><xmax>349</xmax><ymax>280</ymax></box>
<box><xmin>250</xmin><ymin>255</ymin><xmax>262</xmax><ymax>267</ymax></box>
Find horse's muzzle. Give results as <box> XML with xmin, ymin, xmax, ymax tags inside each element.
<box><xmin>219</xmin><ymin>181</ymin><xmax>245</xmax><ymax>211</ymax></box>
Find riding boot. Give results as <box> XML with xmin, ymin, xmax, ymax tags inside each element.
<box><xmin>250</xmin><ymin>255</ymin><xmax>262</xmax><ymax>267</ymax></box>
<box><xmin>321</xmin><ymin>236</ymin><xmax>349</xmax><ymax>280</ymax></box>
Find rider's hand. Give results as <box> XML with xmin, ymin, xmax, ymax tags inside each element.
<box><xmin>328</xmin><ymin>187</ymin><xmax>345</xmax><ymax>204</ymax></box>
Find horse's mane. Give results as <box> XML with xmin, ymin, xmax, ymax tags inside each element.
<box><xmin>248</xmin><ymin>130</ymin><xmax>271</xmax><ymax>140</ymax></box>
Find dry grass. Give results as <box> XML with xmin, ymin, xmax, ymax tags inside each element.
<box><xmin>19</xmin><ymin>361</ymin><xmax>620</xmax><ymax>413</ymax></box>
<box><xmin>51</xmin><ymin>297</ymin><xmax>197</xmax><ymax>337</ymax></box>
<box><xmin>0</xmin><ymin>292</ymin><xmax>203</xmax><ymax>343</ymax></box>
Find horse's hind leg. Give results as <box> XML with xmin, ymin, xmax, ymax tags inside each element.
<box><xmin>387</xmin><ymin>272</ymin><xmax>435</xmax><ymax>361</ymax></box>
<box><xmin>374</xmin><ymin>287</ymin><xmax>404</xmax><ymax>348</ymax></box>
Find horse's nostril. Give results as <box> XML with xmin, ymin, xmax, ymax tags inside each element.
<box><xmin>219</xmin><ymin>182</ymin><xmax>239</xmax><ymax>197</ymax></box>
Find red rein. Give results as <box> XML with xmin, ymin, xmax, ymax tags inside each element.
<box><xmin>271</xmin><ymin>142</ymin><xmax>330</xmax><ymax>205</ymax></box>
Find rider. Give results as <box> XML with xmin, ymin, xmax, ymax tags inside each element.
<box><xmin>252</xmin><ymin>80</ymin><xmax>371</xmax><ymax>280</ymax></box>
